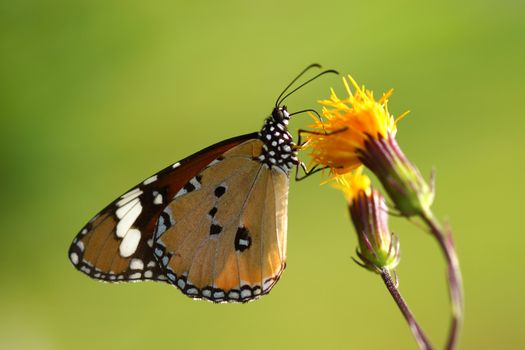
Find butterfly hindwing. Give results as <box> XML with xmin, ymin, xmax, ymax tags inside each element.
<box><xmin>153</xmin><ymin>139</ymin><xmax>290</xmax><ymax>302</ymax></box>
<box><xmin>68</xmin><ymin>134</ymin><xmax>257</xmax><ymax>283</ymax></box>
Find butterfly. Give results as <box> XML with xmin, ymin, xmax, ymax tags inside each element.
<box><xmin>68</xmin><ymin>64</ymin><xmax>337</xmax><ymax>303</ymax></box>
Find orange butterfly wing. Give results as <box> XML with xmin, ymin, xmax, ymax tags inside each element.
<box><xmin>68</xmin><ymin>133</ymin><xmax>257</xmax><ymax>282</ymax></box>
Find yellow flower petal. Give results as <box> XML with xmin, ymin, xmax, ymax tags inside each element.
<box><xmin>332</xmin><ymin>166</ymin><xmax>371</xmax><ymax>202</ymax></box>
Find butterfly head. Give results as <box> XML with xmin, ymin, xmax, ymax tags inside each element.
<box><xmin>271</xmin><ymin>106</ymin><xmax>290</xmax><ymax>125</ymax></box>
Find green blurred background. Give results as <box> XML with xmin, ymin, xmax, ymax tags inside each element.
<box><xmin>1</xmin><ymin>0</ymin><xmax>524</xmax><ymax>349</ymax></box>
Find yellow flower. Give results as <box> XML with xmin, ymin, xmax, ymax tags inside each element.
<box><xmin>306</xmin><ymin>75</ymin><xmax>408</xmax><ymax>175</ymax></box>
<box><xmin>308</xmin><ymin>75</ymin><xmax>433</xmax><ymax>217</ymax></box>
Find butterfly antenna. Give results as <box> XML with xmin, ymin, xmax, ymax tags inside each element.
<box><xmin>278</xmin><ymin>69</ymin><xmax>339</xmax><ymax>106</ymax></box>
<box><xmin>289</xmin><ymin>109</ymin><xmax>323</xmax><ymax>122</ymax></box>
<box><xmin>275</xmin><ymin>63</ymin><xmax>322</xmax><ymax>108</ymax></box>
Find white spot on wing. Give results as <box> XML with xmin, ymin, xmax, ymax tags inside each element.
<box><xmin>76</xmin><ymin>241</ymin><xmax>85</xmax><ymax>252</ymax></box>
<box><xmin>117</xmin><ymin>188</ymin><xmax>143</xmax><ymax>207</ymax></box>
<box><xmin>70</xmin><ymin>252</ymin><xmax>79</xmax><ymax>265</ymax></box>
<box><xmin>174</xmin><ymin>188</ymin><xmax>187</xmax><ymax>198</ymax></box>
<box><xmin>130</xmin><ymin>258</ymin><xmax>144</xmax><ymax>270</ymax></box>
<box><xmin>116</xmin><ymin>197</ymin><xmax>139</xmax><ymax>219</ymax></box>
<box><xmin>228</xmin><ymin>291</ymin><xmax>240</xmax><ymax>299</ymax></box>
<box><xmin>121</xmin><ymin>188</ymin><xmax>141</xmax><ymax>199</ymax></box>
<box><xmin>119</xmin><ymin>229</ymin><xmax>141</xmax><ymax>257</ymax></box>
<box><xmin>129</xmin><ymin>272</ymin><xmax>142</xmax><ymax>279</ymax></box>
<box><xmin>143</xmin><ymin>175</ymin><xmax>158</xmax><ymax>185</ymax></box>
<box><xmin>153</xmin><ymin>193</ymin><xmax>163</xmax><ymax>205</ymax></box>
<box><xmin>172</xmin><ymin>162</ymin><xmax>181</xmax><ymax>168</ymax></box>
<box><xmin>116</xmin><ymin>199</ymin><xmax>142</xmax><ymax>238</ymax></box>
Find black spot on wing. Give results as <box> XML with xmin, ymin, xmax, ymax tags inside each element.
<box><xmin>214</xmin><ymin>186</ymin><xmax>226</xmax><ymax>198</ymax></box>
<box><xmin>210</xmin><ymin>224</ymin><xmax>222</xmax><ymax>235</ymax></box>
<box><xmin>235</xmin><ymin>226</ymin><xmax>252</xmax><ymax>252</ymax></box>
<box><xmin>208</xmin><ymin>207</ymin><xmax>218</xmax><ymax>218</ymax></box>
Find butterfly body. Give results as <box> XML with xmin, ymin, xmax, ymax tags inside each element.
<box><xmin>69</xmin><ymin>107</ymin><xmax>298</xmax><ymax>303</ymax></box>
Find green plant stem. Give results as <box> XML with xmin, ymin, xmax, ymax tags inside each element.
<box><xmin>421</xmin><ymin>211</ymin><xmax>464</xmax><ymax>350</ymax></box>
<box><xmin>380</xmin><ymin>269</ymin><xmax>435</xmax><ymax>350</ymax></box>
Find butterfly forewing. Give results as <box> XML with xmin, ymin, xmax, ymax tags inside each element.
<box><xmin>68</xmin><ymin>134</ymin><xmax>257</xmax><ymax>282</ymax></box>
<box><xmin>153</xmin><ymin>139</ymin><xmax>290</xmax><ymax>302</ymax></box>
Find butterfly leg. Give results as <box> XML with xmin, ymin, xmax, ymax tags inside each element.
<box><xmin>293</xmin><ymin>127</ymin><xmax>348</xmax><ymax>181</ymax></box>
<box><xmin>295</xmin><ymin>161</ymin><xmax>328</xmax><ymax>181</ymax></box>
<box><xmin>296</xmin><ymin>127</ymin><xmax>348</xmax><ymax>147</ymax></box>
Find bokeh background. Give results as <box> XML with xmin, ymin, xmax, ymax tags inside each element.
<box><xmin>1</xmin><ymin>0</ymin><xmax>524</xmax><ymax>349</ymax></box>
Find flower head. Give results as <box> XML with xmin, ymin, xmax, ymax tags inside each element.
<box><xmin>306</xmin><ymin>75</ymin><xmax>407</xmax><ymax>175</ymax></box>
<box><xmin>334</xmin><ymin>168</ymin><xmax>400</xmax><ymax>272</ymax></box>
<box><xmin>308</xmin><ymin>75</ymin><xmax>433</xmax><ymax>217</ymax></box>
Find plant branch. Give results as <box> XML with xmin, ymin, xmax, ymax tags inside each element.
<box><xmin>421</xmin><ymin>212</ymin><xmax>464</xmax><ymax>350</ymax></box>
<box><xmin>380</xmin><ymin>269</ymin><xmax>435</xmax><ymax>350</ymax></box>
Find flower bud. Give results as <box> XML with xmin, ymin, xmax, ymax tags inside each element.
<box><xmin>359</xmin><ymin>134</ymin><xmax>434</xmax><ymax>217</ymax></box>
<box><xmin>334</xmin><ymin>170</ymin><xmax>400</xmax><ymax>272</ymax></box>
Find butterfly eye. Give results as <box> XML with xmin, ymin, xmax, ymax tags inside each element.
<box><xmin>272</xmin><ymin>107</ymin><xmax>286</xmax><ymax>123</ymax></box>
